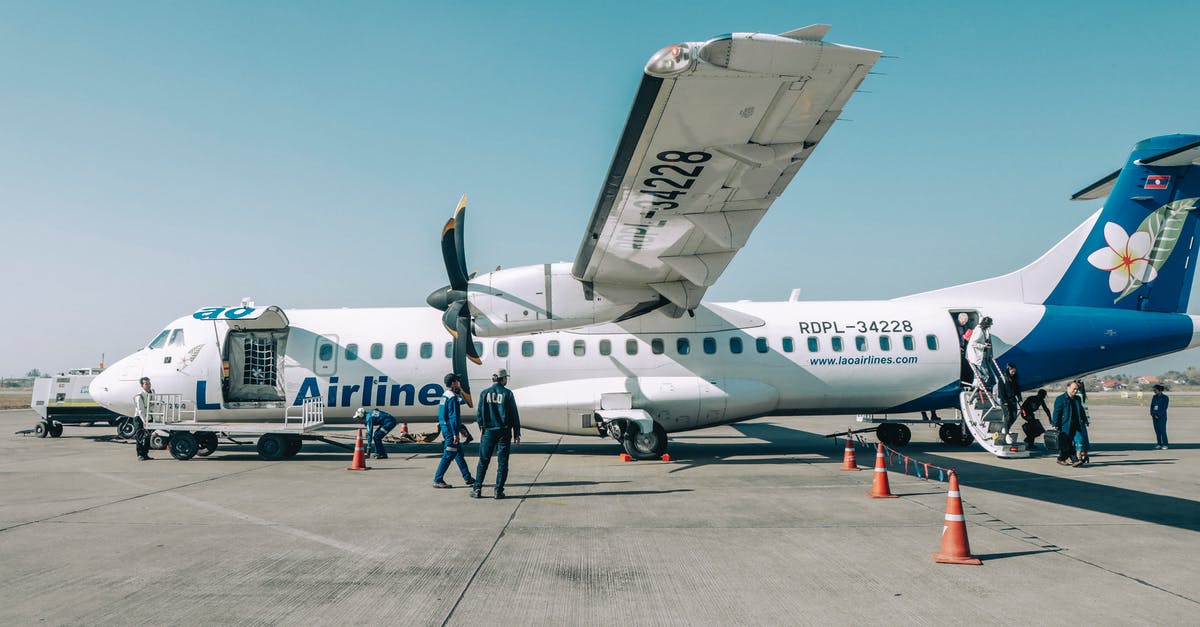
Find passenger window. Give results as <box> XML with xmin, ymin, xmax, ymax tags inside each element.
<box><xmin>782</xmin><ymin>337</ymin><xmax>794</xmax><ymax>353</ymax></box>
<box><xmin>807</xmin><ymin>337</ymin><xmax>819</xmax><ymax>352</ymax></box>
<box><xmin>599</xmin><ymin>339</ymin><xmax>611</xmax><ymax>356</ymax></box>
<box><xmin>703</xmin><ymin>337</ymin><xmax>717</xmax><ymax>354</ymax></box>
<box><xmin>677</xmin><ymin>338</ymin><xmax>690</xmax><ymax>355</ymax></box>
<box><xmin>855</xmin><ymin>336</ymin><xmax>868</xmax><ymax>352</ymax></box>
<box><xmin>730</xmin><ymin>337</ymin><xmax>743</xmax><ymax>354</ymax></box>
<box><xmin>574</xmin><ymin>340</ymin><xmax>586</xmax><ymax>356</ymax></box>
<box><xmin>522</xmin><ymin>341</ymin><xmax>534</xmax><ymax>357</ymax></box>
<box><xmin>169</xmin><ymin>329</ymin><xmax>186</xmax><ymax>346</ymax></box>
<box><xmin>370</xmin><ymin>343</ymin><xmax>383</xmax><ymax>360</ymax></box>
<box><xmin>926</xmin><ymin>334</ymin><xmax>939</xmax><ymax>350</ymax></box>
<box><xmin>346</xmin><ymin>343</ymin><xmax>359</xmax><ymax>360</ymax></box>
<box><xmin>474</xmin><ymin>341</ymin><xmax>483</xmax><ymax>357</ymax></box>
<box><xmin>651</xmin><ymin>338</ymin><xmax>664</xmax><ymax>355</ymax></box>
<box><xmin>903</xmin><ymin>335</ymin><xmax>915</xmax><ymax>351</ymax></box>
<box><xmin>147</xmin><ymin>329</ymin><xmax>170</xmax><ymax>349</ymax></box>
<box><xmin>879</xmin><ymin>336</ymin><xmax>892</xmax><ymax>351</ymax></box>
<box><xmin>395</xmin><ymin>343</ymin><xmax>408</xmax><ymax>359</ymax></box>
<box><xmin>548</xmin><ymin>340</ymin><xmax>560</xmax><ymax>357</ymax></box>
<box><xmin>832</xmin><ymin>337</ymin><xmax>844</xmax><ymax>352</ymax></box>
<box><xmin>496</xmin><ymin>341</ymin><xmax>509</xmax><ymax>358</ymax></box>
<box><xmin>420</xmin><ymin>342</ymin><xmax>433</xmax><ymax>359</ymax></box>
<box><xmin>626</xmin><ymin>339</ymin><xmax>638</xmax><ymax>355</ymax></box>
<box><xmin>319</xmin><ymin>344</ymin><xmax>334</xmax><ymax>361</ymax></box>
<box><xmin>444</xmin><ymin>342</ymin><xmax>453</xmax><ymax>358</ymax></box>
<box><xmin>756</xmin><ymin>337</ymin><xmax>769</xmax><ymax>353</ymax></box>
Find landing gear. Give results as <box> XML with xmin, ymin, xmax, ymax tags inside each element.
<box><xmin>169</xmin><ymin>432</ymin><xmax>199</xmax><ymax>460</ymax></box>
<box><xmin>196</xmin><ymin>432</ymin><xmax>218</xmax><ymax>457</ymax></box>
<box><xmin>937</xmin><ymin>423</ymin><xmax>974</xmax><ymax>446</ymax></box>
<box><xmin>622</xmin><ymin>422</ymin><xmax>668</xmax><ymax>460</ymax></box>
<box><xmin>116</xmin><ymin>417</ymin><xmax>138</xmax><ymax>439</ymax></box>
<box><xmin>149</xmin><ymin>432</ymin><xmax>169</xmax><ymax>450</ymax></box>
<box><xmin>876</xmin><ymin>423</ymin><xmax>911</xmax><ymax>446</ymax></box>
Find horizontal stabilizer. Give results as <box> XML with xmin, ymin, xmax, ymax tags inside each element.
<box><xmin>1073</xmin><ymin>137</ymin><xmax>1200</xmax><ymax>201</ymax></box>
<box><xmin>1071</xmin><ymin>169</ymin><xmax>1120</xmax><ymax>201</ymax></box>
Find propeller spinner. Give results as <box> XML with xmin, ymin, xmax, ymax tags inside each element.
<box><xmin>426</xmin><ymin>195</ymin><xmax>482</xmax><ymax>406</ymax></box>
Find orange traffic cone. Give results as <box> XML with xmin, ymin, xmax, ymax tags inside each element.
<box><xmin>400</xmin><ymin>422</ymin><xmax>409</xmax><ymax>435</ymax></box>
<box><xmin>840</xmin><ymin>433</ymin><xmax>861</xmax><ymax>471</ymax></box>
<box><xmin>867</xmin><ymin>442</ymin><xmax>898</xmax><ymax>498</ymax></box>
<box><xmin>347</xmin><ymin>429</ymin><xmax>370</xmax><ymax>471</ymax></box>
<box><xmin>620</xmin><ymin>453</ymin><xmax>632</xmax><ymax>462</ymax></box>
<box><xmin>933</xmin><ymin>472</ymin><xmax>981</xmax><ymax>565</ymax></box>
<box><xmin>661</xmin><ymin>453</ymin><xmax>671</xmax><ymax>462</ymax></box>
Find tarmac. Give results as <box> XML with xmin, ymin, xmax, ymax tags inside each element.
<box><xmin>1</xmin><ymin>405</ymin><xmax>1196</xmax><ymax>626</ymax></box>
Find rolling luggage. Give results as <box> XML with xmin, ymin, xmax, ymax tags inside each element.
<box><xmin>1043</xmin><ymin>428</ymin><xmax>1060</xmax><ymax>451</ymax></box>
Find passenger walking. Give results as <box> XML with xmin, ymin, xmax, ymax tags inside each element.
<box><xmin>998</xmin><ymin>363</ymin><xmax>1023</xmax><ymax>439</ymax></box>
<box><xmin>133</xmin><ymin>377</ymin><xmax>154</xmax><ymax>461</ymax></box>
<box><xmin>966</xmin><ymin>316</ymin><xmax>995</xmax><ymax>389</ymax></box>
<box><xmin>956</xmin><ymin>313</ymin><xmax>975</xmax><ymax>383</ymax></box>
<box><xmin>1020</xmin><ymin>389</ymin><xmax>1052</xmax><ymax>449</ymax></box>
<box><xmin>433</xmin><ymin>374</ymin><xmax>476</xmax><ymax>489</ymax></box>
<box><xmin>471</xmin><ymin>369</ymin><xmax>521</xmax><ymax>500</ymax></box>
<box><xmin>1052</xmin><ymin>381</ymin><xmax>1085</xmax><ymax>466</ymax></box>
<box><xmin>1074</xmin><ymin>381</ymin><xmax>1092</xmax><ymax>464</ymax></box>
<box><xmin>355</xmin><ymin>407</ymin><xmax>398</xmax><ymax>459</ymax></box>
<box><xmin>1151</xmin><ymin>384</ymin><xmax>1170</xmax><ymax>449</ymax></box>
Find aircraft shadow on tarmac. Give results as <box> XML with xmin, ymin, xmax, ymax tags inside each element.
<box><xmin>727</xmin><ymin>423</ymin><xmax>1200</xmax><ymax>534</ymax></box>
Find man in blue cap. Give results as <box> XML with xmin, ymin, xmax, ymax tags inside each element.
<box><xmin>470</xmin><ymin>368</ymin><xmax>521</xmax><ymax>500</ymax></box>
<box><xmin>433</xmin><ymin>373</ymin><xmax>475</xmax><ymax>488</ymax></box>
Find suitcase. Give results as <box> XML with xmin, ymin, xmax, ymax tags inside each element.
<box><xmin>1043</xmin><ymin>428</ymin><xmax>1060</xmax><ymax>450</ymax></box>
<box><xmin>1022</xmin><ymin>418</ymin><xmax>1046</xmax><ymax>439</ymax></box>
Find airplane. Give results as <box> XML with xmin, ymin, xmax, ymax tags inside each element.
<box><xmin>90</xmin><ymin>25</ymin><xmax>1200</xmax><ymax>460</ymax></box>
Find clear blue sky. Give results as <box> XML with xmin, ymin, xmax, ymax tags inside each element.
<box><xmin>4</xmin><ymin>1</ymin><xmax>1200</xmax><ymax>377</ymax></box>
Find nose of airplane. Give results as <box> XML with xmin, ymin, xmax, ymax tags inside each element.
<box><xmin>90</xmin><ymin>356</ymin><xmax>138</xmax><ymax>416</ymax></box>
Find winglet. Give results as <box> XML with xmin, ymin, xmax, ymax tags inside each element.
<box><xmin>779</xmin><ymin>24</ymin><xmax>831</xmax><ymax>41</ymax></box>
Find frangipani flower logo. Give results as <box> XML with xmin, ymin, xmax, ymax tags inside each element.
<box><xmin>1087</xmin><ymin>198</ymin><xmax>1200</xmax><ymax>303</ymax></box>
<box><xmin>1087</xmin><ymin>223</ymin><xmax>1157</xmax><ymax>294</ymax></box>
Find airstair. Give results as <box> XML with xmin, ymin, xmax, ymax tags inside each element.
<box><xmin>958</xmin><ymin>375</ymin><xmax>1031</xmax><ymax>459</ymax></box>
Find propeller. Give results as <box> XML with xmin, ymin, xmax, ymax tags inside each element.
<box><xmin>426</xmin><ymin>195</ymin><xmax>481</xmax><ymax>406</ymax></box>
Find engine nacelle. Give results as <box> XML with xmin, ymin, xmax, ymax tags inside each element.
<box><xmin>467</xmin><ymin>262</ymin><xmax>663</xmax><ymax>336</ymax></box>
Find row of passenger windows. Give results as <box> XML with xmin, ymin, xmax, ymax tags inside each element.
<box><xmin>335</xmin><ymin>334</ymin><xmax>940</xmax><ymax>361</ymax></box>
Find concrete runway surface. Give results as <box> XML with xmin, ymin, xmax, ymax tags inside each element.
<box><xmin>1</xmin><ymin>406</ymin><xmax>1196</xmax><ymax>625</ymax></box>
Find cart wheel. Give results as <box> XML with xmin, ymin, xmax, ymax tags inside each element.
<box><xmin>34</xmin><ymin>421</ymin><xmax>49</xmax><ymax>438</ymax></box>
<box><xmin>170</xmin><ymin>432</ymin><xmax>199</xmax><ymax>460</ymax></box>
<box><xmin>938</xmin><ymin>423</ymin><xmax>959</xmax><ymax>444</ymax></box>
<box><xmin>196</xmin><ymin>432</ymin><xmax>218</xmax><ymax>457</ymax></box>
<box><xmin>116</xmin><ymin>417</ymin><xmax>138</xmax><ymax>439</ymax></box>
<box><xmin>257</xmin><ymin>434</ymin><xmax>286</xmax><ymax>460</ymax></box>
<box><xmin>283</xmin><ymin>437</ymin><xmax>302</xmax><ymax>458</ymax></box>
<box><xmin>48</xmin><ymin>422</ymin><xmax>64</xmax><ymax>438</ymax></box>
<box><xmin>149</xmin><ymin>432</ymin><xmax>169</xmax><ymax>450</ymax></box>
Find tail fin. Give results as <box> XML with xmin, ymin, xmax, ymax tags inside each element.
<box><xmin>905</xmin><ymin>134</ymin><xmax>1200</xmax><ymax>313</ymax></box>
<box><xmin>1044</xmin><ymin>134</ymin><xmax>1200</xmax><ymax>312</ymax></box>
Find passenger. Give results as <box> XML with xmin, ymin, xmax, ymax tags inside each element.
<box><xmin>1074</xmin><ymin>381</ymin><xmax>1092</xmax><ymax>464</ymax></box>
<box><xmin>956</xmin><ymin>313</ymin><xmax>974</xmax><ymax>383</ymax></box>
<box><xmin>998</xmin><ymin>363</ymin><xmax>1023</xmax><ymax>438</ymax></box>
<box><xmin>354</xmin><ymin>407</ymin><xmax>398</xmax><ymax>459</ymax></box>
<box><xmin>1020</xmin><ymin>389</ymin><xmax>1052</xmax><ymax>449</ymax></box>
<box><xmin>1052</xmin><ymin>381</ymin><xmax>1085</xmax><ymax>466</ymax></box>
<box><xmin>133</xmin><ymin>376</ymin><xmax>154</xmax><ymax>461</ymax></box>
<box><xmin>433</xmin><ymin>373</ymin><xmax>476</xmax><ymax>489</ymax></box>
<box><xmin>1151</xmin><ymin>384</ymin><xmax>1170</xmax><ymax>449</ymax></box>
<box><xmin>471</xmin><ymin>369</ymin><xmax>521</xmax><ymax>500</ymax></box>
<box><xmin>966</xmin><ymin>316</ymin><xmax>994</xmax><ymax>389</ymax></box>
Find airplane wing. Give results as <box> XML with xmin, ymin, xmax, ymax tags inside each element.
<box><xmin>572</xmin><ymin>27</ymin><xmax>880</xmax><ymax>311</ymax></box>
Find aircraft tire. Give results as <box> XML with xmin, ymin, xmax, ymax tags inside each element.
<box><xmin>34</xmin><ymin>421</ymin><xmax>49</xmax><ymax>438</ymax></box>
<box><xmin>196</xmin><ymin>432</ymin><xmax>218</xmax><ymax>457</ymax></box>
<box><xmin>956</xmin><ymin>426</ymin><xmax>975</xmax><ymax>446</ymax></box>
<box><xmin>116</xmin><ymin>417</ymin><xmax>138</xmax><ymax>440</ymax></box>
<box><xmin>892</xmin><ymin>424</ymin><xmax>911</xmax><ymax>446</ymax></box>
<box><xmin>875</xmin><ymin>423</ymin><xmax>895</xmax><ymax>445</ymax></box>
<box><xmin>149</xmin><ymin>432</ymin><xmax>169</xmax><ymax>450</ymax></box>
<box><xmin>257</xmin><ymin>434</ymin><xmax>286</xmax><ymax>461</ymax></box>
<box><xmin>169</xmin><ymin>432</ymin><xmax>198</xmax><ymax>461</ymax></box>
<box><xmin>938</xmin><ymin>424</ymin><xmax>959</xmax><ymax>444</ymax></box>
<box><xmin>283</xmin><ymin>437</ymin><xmax>302</xmax><ymax>458</ymax></box>
<box><xmin>48</xmin><ymin>422</ymin><xmax>63</xmax><ymax>438</ymax></box>
<box><xmin>622</xmin><ymin>422</ymin><xmax>667</xmax><ymax>460</ymax></box>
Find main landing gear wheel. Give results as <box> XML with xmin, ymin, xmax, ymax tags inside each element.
<box><xmin>938</xmin><ymin>423</ymin><xmax>960</xmax><ymax>444</ymax></box>
<box><xmin>622</xmin><ymin>422</ymin><xmax>668</xmax><ymax>460</ymax></box>
<box><xmin>196</xmin><ymin>432</ymin><xmax>218</xmax><ymax>457</ymax></box>
<box><xmin>34</xmin><ymin>421</ymin><xmax>49</xmax><ymax>438</ymax></box>
<box><xmin>48</xmin><ymin>422</ymin><xmax>63</xmax><ymax>438</ymax></box>
<box><xmin>169</xmin><ymin>432</ymin><xmax>199</xmax><ymax>461</ymax></box>
<box><xmin>257</xmin><ymin>434</ymin><xmax>286</xmax><ymax>461</ymax></box>
<box><xmin>876</xmin><ymin>423</ymin><xmax>910</xmax><ymax>446</ymax></box>
<box><xmin>149</xmin><ymin>432</ymin><xmax>169</xmax><ymax>450</ymax></box>
<box><xmin>116</xmin><ymin>417</ymin><xmax>138</xmax><ymax>439</ymax></box>
<box><xmin>283</xmin><ymin>437</ymin><xmax>302</xmax><ymax>458</ymax></box>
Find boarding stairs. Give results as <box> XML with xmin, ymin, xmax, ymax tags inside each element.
<box><xmin>958</xmin><ymin>367</ymin><xmax>1031</xmax><ymax>459</ymax></box>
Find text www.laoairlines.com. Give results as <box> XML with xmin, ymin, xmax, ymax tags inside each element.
<box><xmin>809</xmin><ymin>355</ymin><xmax>919</xmax><ymax>366</ymax></box>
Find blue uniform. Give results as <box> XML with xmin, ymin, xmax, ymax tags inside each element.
<box><xmin>434</xmin><ymin>391</ymin><xmax>474</xmax><ymax>485</ymax></box>
<box><xmin>361</xmin><ymin>409</ymin><xmax>398</xmax><ymax>458</ymax></box>
<box><xmin>1151</xmin><ymin>392</ymin><xmax>1170</xmax><ymax>447</ymax></box>
<box><xmin>473</xmin><ymin>383</ymin><xmax>521</xmax><ymax>493</ymax></box>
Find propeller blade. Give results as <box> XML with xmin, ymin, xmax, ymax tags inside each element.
<box><xmin>457</xmin><ymin>314</ymin><xmax>482</xmax><ymax>365</ymax></box>
<box><xmin>440</xmin><ymin>218</ymin><xmax>469</xmax><ymax>291</ymax></box>
<box><xmin>454</xmin><ymin>196</ymin><xmax>468</xmax><ymax>286</ymax></box>
<box><xmin>451</xmin><ymin>330</ymin><xmax>473</xmax><ymax>407</ymax></box>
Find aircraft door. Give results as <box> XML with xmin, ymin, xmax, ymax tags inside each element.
<box><xmin>314</xmin><ymin>335</ymin><xmax>339</xmax><ymax>376</ymax></box>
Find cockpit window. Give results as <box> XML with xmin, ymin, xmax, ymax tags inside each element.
<box><xmin>169</xmin><ymin>329</ymin><xmax>186</xmax><ymax>346</ymax></box>
<box><xmin>148</xmin><ymin>329</ymin><xmax>170</xmax><ymax>349</ymax></box>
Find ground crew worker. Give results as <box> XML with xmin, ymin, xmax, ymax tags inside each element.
<box><xmin>433</xmin><ymin>373</ymin><xmax>476</xmax><ymax>489</ymax></box>
<box><xmin>133</xmin><ymin>376</ymin><xmax>154</xmax><ymax>461</ymax></box>
<box><xmin>471</xmin><ymin>368</ymin><xmax>521</xmax><ymax>500</ymax></box>
<box><xmin>355</xmin><ymin>407</ymin><xmax>398</xmax><ymax>459</ymax></box>
<box><xmin>1151</xmin><ymin>384</ymin><xmax>1170</xmax><ymax>449</ymax></box>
